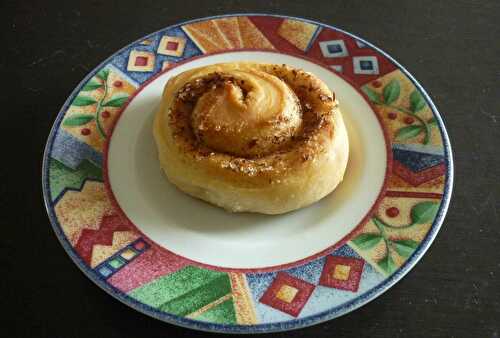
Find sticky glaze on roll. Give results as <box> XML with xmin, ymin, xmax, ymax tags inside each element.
<box><xmin>153</xmin><ymin>62</ymin><xmax>349</xmax><ymax>214</ymax></box>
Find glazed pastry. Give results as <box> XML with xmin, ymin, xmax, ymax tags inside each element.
<box><xmin>153</xmin><ymin>62</ymin><xmax>349</xmax><ymax>214</ymax></box>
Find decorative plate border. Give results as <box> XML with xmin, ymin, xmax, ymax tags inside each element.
<box><xmin>42</xmin><ymin>14</ymin><xmax>453</xmax><ymax>333</ymax></box>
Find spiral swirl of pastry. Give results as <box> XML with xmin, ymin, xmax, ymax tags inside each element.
<box><xmin>153</xmin><ymin>62</ymin><xmax>349</xmax><ymax>214</ymax></box>
<box><xmin>191</xmin><ymin>69</ymin><xmax>301</xmax><ymax>157</ymax></box>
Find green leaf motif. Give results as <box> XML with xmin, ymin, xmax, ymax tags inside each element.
<box><xmin>72</xmin><ymin>96</ymin><xmax>97</xmax><ymax>106</ymax></box>
<box><xmin>81</xmin><ymin>79</ymin><xmax>103</xmax><ymax>91</ymax></box>
<box><xmin>393</xmin><ymin>239</ymin><xmax>419</xmax><ymax>257</ymax></box>
<box><xmin>383</xmin><ymin>79</ymin><xmax>400</xmax><ymax>104</ymax></box>
<box><xmin>378</xmin><ymin>254</ymin><xmax>396</xmax><ymax>274</ymax></box>
<box><xmin>372</xmin><ymin>217</ymin><xmax>387</xmax><ymax>230</ymax></box>
<box><xmin>411</xmin><ymin>201</ymin><xmax>439</xmax><ymax>224</ymax></box>
<box><xmin>102</xmin><ymin>94</ymin><xmax>129</xmax><ymax>107</ymax></box>
<box><xmin>352</xmin><ymin>233</ymin><xmax>383</xmax><ymax>250</ymax></box>
<box><xmin>423</xmin><ymin>123</ymin><xmax>431</xmax><ymax>145</ymax></box>
<box><xmin>62</xmin><ymin>114</ymin><xmax>95</xmax><ymax>127</ymax></box>
<box><xmin>410</xmin><ymin>90</ymin><xmax>426</xmax><ymax>113</ymax></box>
<box><xmin>428</xmin><ymin>117</ymin><xmax>437</xmax><ymax>126</ymax></box>
<box><xmin>362</xmin><ymin>86</ymin><xmax>382</xmax><ymax>104</ymax></box>
<box><xmin>96</xmin><ymin>68</ymin><xmax>110</xmax><ymax>81</ymax></box>
<box><xmin>395</xmin><ymin>125</ymin><xmax>423</xmax><ymax>141</ymax></box>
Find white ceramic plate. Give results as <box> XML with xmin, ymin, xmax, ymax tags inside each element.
<box><xmin>43</xmin><ymin>14</ymin><xmax>453</xmax><ymax>333</ymax></box>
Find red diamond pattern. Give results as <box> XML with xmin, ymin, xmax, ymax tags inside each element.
<box><xmin>134</xmin><ymin>56</ymin><xmax>148</xmax><ymax>66</ymax></box>
<box><xmin>166</xmin><ymin>41</ymin><xmax>179</xmax><ymax>51</ymax></box>
<box><xmin>319</xmin><ymin>255</ymin><xmax>365</xmax><ymax>292</ymax></box>
<box><xmin>259</xmin><ymin>272</ymin><xmax>315</xmax><ymax>317</ymax></box>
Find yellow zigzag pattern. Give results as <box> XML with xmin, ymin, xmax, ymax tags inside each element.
<box><xmin>54</xmin><ymin>181</ymin><xmax>113</xmax><ymax>246</ymax></box>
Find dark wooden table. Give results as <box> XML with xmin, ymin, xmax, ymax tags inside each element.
<box><xmin>3</xmin><ymin>1</ymin><xmax>499</xmax><ymax>337</ymax></box>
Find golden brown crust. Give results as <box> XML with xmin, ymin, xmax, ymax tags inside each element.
<box><xmin>153</xmin><ymin>62</ymin><xmax>349</xmax><ymax>213</ymax></box>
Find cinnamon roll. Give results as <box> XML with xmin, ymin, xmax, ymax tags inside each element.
<box><xmin>153</xmin><ymin>62</ymin><xmax>349</xmax><ymax>214</ymax></box>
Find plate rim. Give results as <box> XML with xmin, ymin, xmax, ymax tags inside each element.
<box><xmin>41</xmin><ymin>13</ymin><xmax>454</xmax><ymax>334</ymax></box>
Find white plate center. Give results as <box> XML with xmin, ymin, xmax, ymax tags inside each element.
<box><xmin>107</xmin><ymin>51</ymin><xmax>387</xmax><ymax>269</ymax></box>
